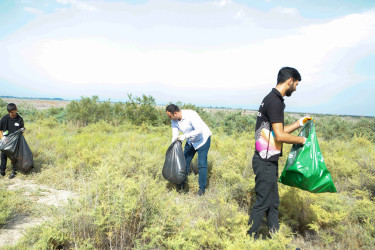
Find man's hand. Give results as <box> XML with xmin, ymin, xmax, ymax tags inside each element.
<box><xmin>299</xmin><ymin>116</ymin><xmax>313</xmax><ymax>127</ymax></box>
<box><xmin>302</xmin><ymin>137</ymin><xmax>307</xmax><ymax>145</ymax></box>
<box><xmin>177</xmin><ymin>135</ymin><xmax>186</xmax><ymax>141</ymax></box>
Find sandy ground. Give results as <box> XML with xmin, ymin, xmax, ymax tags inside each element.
<box><xmin>1</xmin><ymin>98</ymin><xmax>71</xmax><ymax>110</ymax></box>
<box><xmin>0</xmin><ymin>179</ymin><xmax>76</xmax><ymax>248</ymax></box>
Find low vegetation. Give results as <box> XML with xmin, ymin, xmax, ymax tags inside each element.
<box><xmin>1</xmin><ymin>96</ymin><xmax>375</xmax><ymax>249</ymax></box>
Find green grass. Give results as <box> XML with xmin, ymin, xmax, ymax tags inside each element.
<box><xmin>0</xmin><ymin>117</ymin><xmax>371</xmax><ymax>249</ymax></box>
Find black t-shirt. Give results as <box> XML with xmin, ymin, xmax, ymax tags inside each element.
<box><xmin>0</xmin><ymin>114</ymin><xmax>24</xmax><ymax>135</ymax></box>
<box><xmin>254</xmin><ymin>88</ymin><xmax>285</xmax><ymax>161</ymax></box>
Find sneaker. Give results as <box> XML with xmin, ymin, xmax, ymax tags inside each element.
<box><xmin>198</xmin><ymin>189</ymin><xmax>205</xmax><ymax>196</ymax></box>
<box><xmin>9</xmin><ymin>171</ymin><xmax>17</xmax><ymax>179</ymax></box>
<box><xmin>0</xmin><ymin>171</ymin><xmax>5</xmax><ymax>177</ymax></box>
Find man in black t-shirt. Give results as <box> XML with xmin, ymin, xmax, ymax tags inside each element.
<box><xmin>0</xmin><ymin>103</ymin><xmax>25</xmax><ymax>179</ymax></box>
<box><xmin>247</xmin><ymin>67</ymin><xmax>312</xmax><ymax>239</ymax></box>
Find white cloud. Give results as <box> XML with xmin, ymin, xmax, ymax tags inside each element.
<box><xmin>216</xmin><ymin>0</ymin><xmax>232</xmax><ymax>7</ymax></box>
<box><xmin>23</xmin><ymin>7</ymin><xmax>43</xmax><ymax>15</ymax></box>
<box><xmin>56</xmin><ymin>0</ymin><xmax>96</xmax><ymax>12</ymax></box>
<box><xmin>1</xmin><ymin>1</ymin><xmax>375</xmax><ymax>108</ymax></box>
<box><xmin>235</xmin><ymin>9</ymin><xmax>245</xmax><ymax>19</ymax></box>
<box><xmin>270</xmin><ymin>6</ymin><xmax>299</xmax><ymax>16</ymax></box>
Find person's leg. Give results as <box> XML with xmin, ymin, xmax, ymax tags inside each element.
<box><xmin>1</xmin><ymin>152</ymin><xmax>7</xmax><ymax>175</ymax></box>
<box><xmin>266</xmin><ymin>162</ymin><xmax>279</xmax><ymax>233</ymax></box>
<box><xmin>196</xmin><ymin>137</ymin><xmax>211</xmax><ymax>194</ymax></box>
<box><xmin>184</xmin><ymin>142</ymin><xmax>196</xmax><ymax>175</ymax></box>
<box><xmin>247</xmin><ymin>153</ymin><xmax>275</xmax><ymax>238</ymax></box>
<box><xmin>177</xmin><ymin>142</ymin><xmax>196</xmax><ymax>190</ymax></box>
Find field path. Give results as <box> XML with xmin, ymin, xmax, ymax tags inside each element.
<box><xmin>0</xmin><ymin>179</ymin><xmax>76</xmax><ymax>248</ymax></box>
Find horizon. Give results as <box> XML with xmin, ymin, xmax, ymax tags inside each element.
<box><xmin>1</xmin><ymin>95</ymin><xmax>374</xmax><ymax>118</ymax></box>
<box><xmin>1</xmin><ymin>0</ymin><xmax>375</xmax><ymax>116</ymax></box>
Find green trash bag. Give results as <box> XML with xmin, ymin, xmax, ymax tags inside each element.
<box><xmin>279</xmin><ymin>120</ymin><xmax>337</xmax><ymax>193</ymax></box>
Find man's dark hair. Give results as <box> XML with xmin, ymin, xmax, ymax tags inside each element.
<box><xmin>166</xmin><ymin>104</ymin><xmax>180</xmax><ymax>113</ymax></box>
<box><xmin>7</xmin><ymin>103</ymin><xmax>17</xmax><ymax>112</ymax></box>
<box><xmin>277</xmin><ymin>67</ymin><xmax>301</xmax><ymax>85</ymax></box>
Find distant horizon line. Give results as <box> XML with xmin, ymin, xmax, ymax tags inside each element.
<box><xmin>1</xmin><ymin>95</ymin><xmax>374</xmax><ymax>118</ymax></box>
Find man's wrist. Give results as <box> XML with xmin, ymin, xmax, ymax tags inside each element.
<box><xmin>302</xmin><ymin>137</ymin><xmax>307</xmax><ymax>145</ymax></box>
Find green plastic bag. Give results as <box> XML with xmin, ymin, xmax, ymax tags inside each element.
<box><xmin>279</xmin><ymin>120</ymin><xmax>337</xmax><ymax>193</ymax></box>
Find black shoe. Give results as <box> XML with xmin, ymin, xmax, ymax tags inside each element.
<box><xmin>177</xmin><ymin>183</ymin><xmax>185</xmax><ymax>192</ymax></box>
<box><xmin>246</xmin><ymin>230</ymin><xmax>258</xmax><ymax>240</ymax></box>
<box><xmin>0</xmin><ymin>171</ymin><xmax>5</xmax><ymax>177</ymax></box>
<box><xmin>198</xmin><ymin>189</ymin><xmax>205</xmax><ymax>196</ymax></box>
<box><xmin>9</xmin><ymin>172</ymin><xmax>17</xmax><ymax>179</ymax></box>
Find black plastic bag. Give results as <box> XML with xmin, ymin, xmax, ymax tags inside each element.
<box><xmin>0</xmin><ymin>128</ymin><xmax>34</xmax><ymax>173</ymax></box>
<box><xmin>162</xmin><ymin>140</ymin><xmax>187</xmax><ymax>184</ymax></box>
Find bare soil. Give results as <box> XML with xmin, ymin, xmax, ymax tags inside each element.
<box><xmin>1</xmin><ymin>98</ymin><xmax>70</xmax><ymax>110</ymax></box>
<box><xmin>0</xmin><ymin>178</ymin><xmax>76</xmax><ymax>248</ymax></box>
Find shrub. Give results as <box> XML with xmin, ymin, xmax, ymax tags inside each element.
<box><xmin>65</xmin><ymin>96</ymin><xmax>113</xmax><ymax>126</ymax></box>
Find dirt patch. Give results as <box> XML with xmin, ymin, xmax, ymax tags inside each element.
<box><xmin>0</xmin><ymin>215</ymin><xmax>46</xmax><ymax>247</ymax></box>
<box><xmin>7</xmin><ymin>179</ymin><xmax>76</xmax><ymax>207</ymax></box>
<box><xmin>0</xmin><ymin>179</ymin><xmax>76</xmax><ymax>248</ymax></box>
<box><xmin>1</xmin><ymin>98</ymin><xmax>70</xmax><ymax>110</ymax></box>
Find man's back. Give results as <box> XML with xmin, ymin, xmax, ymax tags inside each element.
<box><xmin>254</xmin><ymin>88</ymin><xmax>285</xmax><ymax>161</ymax></box>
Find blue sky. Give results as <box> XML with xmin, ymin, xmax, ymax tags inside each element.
<box><xmin>0</xmin><ymin>0</ymin><xmax>375</xmax><ymax>116</ymax></box>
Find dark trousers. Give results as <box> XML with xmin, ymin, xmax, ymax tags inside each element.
<box><xmin>1</xmin><ymin>152</ymin><xmax>16</xmax><ymax>172</ymax></box>
<box><xmin>184</xmin><ymin>137</ymin><xmax>211</xmax><ymax>190</ymax></box>
<box><xmin>248</xmin><ymin>152</ymin><xmax>280</xmax><ymax>236</ymax></box>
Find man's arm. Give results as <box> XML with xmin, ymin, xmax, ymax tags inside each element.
<box><xmin>0</xmin><ymin>130</ymin><xmax>2</xmax><ymax>139</ymax></box>
<box><xmin>183</xmin><ymin>113</ymin><xmax>204</xmax><ymax>140</ymax></box>
<box><xmin>284</xmin><ymin>116</ymin><xmax>313</xmax><ymax>134</ymax></box>
<box><xmin>284</xmin><ymin>120</ymin><xmax>300</xmax><ymax>134</ymax></box>
<box><xmin>172</xmin><ymin>123</ymin><xmax>179</xmax><ymax>142</ymax></box>
<box><xmin>272</xmin><ymin>122</ymin><xmax>305</xmax><ymax>144</ymax></box>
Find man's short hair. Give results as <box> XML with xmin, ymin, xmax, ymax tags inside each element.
<box><xmin>166</xmin><ymin>104</ymin><xmax>180</xmax><ymax>113</ymax></box>
<box><xmin>277</xmin><ymin>67</ymin><xmax>301</xmax><ymax>85</ymax></box>
<box><xmin>7</xmin><ymin>103</ymin><xmax>17</xmax><ymax>112</ymax></box>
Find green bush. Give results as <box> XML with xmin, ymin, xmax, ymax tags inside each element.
<box><xmin>0</xmin><ymin>98</ymin><xmax>8</xmax><ymax>117</ymax></box>
<box><xmin>65</xmin><ymin>96</ymin><xmax>113</xmax><ymax>126</ymax></box>
<box><xmin>3</xmin><ymin>95</ymin><xmax>375</xmax><ymax>249</ymax></box>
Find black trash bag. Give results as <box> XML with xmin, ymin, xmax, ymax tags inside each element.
<box><xmin>162</xmin><ymin>140</ymin><xmax>187</xmax><ymax>184</ymax></box>
<box><xmin>0</xmin><ymin>129</ymin><xmax>21</xmax><ymax>156</ymax></box>
<box><xmin>0</xmin><ymin>128</ymin><xmax>34</xmax><ymax>173</ymax></box>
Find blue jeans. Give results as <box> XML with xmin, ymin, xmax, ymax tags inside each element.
<box><xmin>184</xmin><ymin>137</ymin><xmax>211</xmax><ymax>190</ymax></box>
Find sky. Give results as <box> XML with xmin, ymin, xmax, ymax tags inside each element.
<box><xmin>0</xmin><ymin>0</ymin><xmax>375</xmax><ymax>116</ymax></box>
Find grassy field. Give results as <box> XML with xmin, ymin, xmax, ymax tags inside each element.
<box><xmin>1</xmin><ymin>97</ymin><xmax>375</xmax><ymax>249</ymax></box>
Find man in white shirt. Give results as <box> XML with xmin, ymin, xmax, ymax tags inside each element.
<box><xmin>166</xmin><ymin>104</ymin><xmax>212</xmax><ymax>196</ymax></box>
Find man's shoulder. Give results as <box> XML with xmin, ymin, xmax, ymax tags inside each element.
<box><xmin>0</xmin><ymin>114</ymin><xmax>9</xmax><ymax>121</ymax></box>
<box><xmin>182</xmin><ymin>109</ymin><xmax>199</xmax><ymax>116</ymax></box>
<box><xmin>264</xmin><ymin>90</ymin><xmax>283</xmax><ymax>105</ymax></box>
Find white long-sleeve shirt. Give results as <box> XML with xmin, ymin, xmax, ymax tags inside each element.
<box><xmin>171</xmin><ymin>110</ymin><xmax>212</xmax><ymax>149</ymax></box>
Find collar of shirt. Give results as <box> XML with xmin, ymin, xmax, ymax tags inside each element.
<box><xmin>179</xmin><ymin>111</ymin><xmax>187</xmax><ymax>122</ymax></box>
<box><xmin>272</xmin><ymin>88</ymin><xmax>284</xmax><ymax>102</ymax></box>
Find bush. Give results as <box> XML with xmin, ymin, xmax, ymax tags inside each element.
<box><xmin>123</xmin><ymin>94</ymin><xmax>165</xmax><ymax>126</ymax></box>
<box><xmin>65</xmin><ymin>96</ymin><xmax>113</xmax><ymax>126</ymax></box>
<box><xmin>0</xmin><ymin>98</ymin><xmax>8</xmax><ymax>117</ymax></box>
<box><xmin>4</xmin><ymin>95</ymin><xmax>375</xmax><ymax>249</ymax></box>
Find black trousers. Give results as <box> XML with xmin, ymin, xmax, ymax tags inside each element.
<box><xmin>1</xmin><ymin>152</ymin><xmax>16</xmax><ymax>172</ymax></box>
<box><xmin>248</xmin><ymin>152</ymin><xmax>280</xmax><ymax>236</ymax></box>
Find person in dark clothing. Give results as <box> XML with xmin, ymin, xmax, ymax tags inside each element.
<box><xmin>0</xmin><ymin>103</ymin><xmax>25</xmax><ymax>179</ymax></box>
<box><xmin>247</xmin><ymin>67</ymin><xmax>312</xmax><ymax>239</ymax></box>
